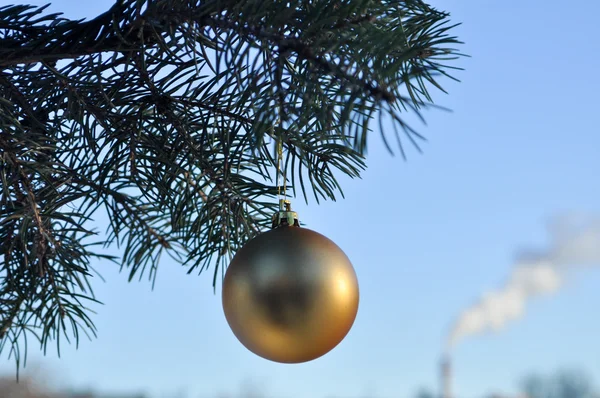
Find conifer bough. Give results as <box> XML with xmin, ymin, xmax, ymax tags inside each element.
<box><xmin>0</xmin><ymin>0</ymin><xmax>463</xmax><ymax>370</ymax></box>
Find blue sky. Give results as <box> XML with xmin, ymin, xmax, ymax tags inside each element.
<box><xmin>2</xmin><ymin>1</ymin><xmax>600</xmax><ymax>398</ymax></box>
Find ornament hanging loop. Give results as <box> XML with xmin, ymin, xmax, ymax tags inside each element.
<box><xmin>275</xmin><ymin>132</ymin><xmax>287</xmax><ymax>201</ymax></box>
<box><xmin>272</xmin><ymin>122</ymin><xmax>297</xmax><ymax>229</ymax></box>
<box><xmin>276</xmin><ymin>137</ymin><xmax>284</xmax><ymax>200</ymax></box>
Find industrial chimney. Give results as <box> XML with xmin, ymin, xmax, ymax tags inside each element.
<box><xmin>440</xmin><ymin>355</ymin><xmax>452</xmax><ymax>398</ymax></box>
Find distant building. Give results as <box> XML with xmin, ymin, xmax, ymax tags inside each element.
<box><xmin>0</xmin><ymin>377</ymin><xmax>54</xmax><ymax>398</ymax></box>
<box><xmin>0</xmin><ymin>377</ymin><xmax>145</xmax><ymax>398</ymax></box>
<box><xmin>486</xmin><ymin>393</ymin><xmax>530</xmax><ymax>398</ymax></box>
<box><xmin>65</xmin><ymin>393</ymin><xmax>145</xmax><ymax>398</ymax></box>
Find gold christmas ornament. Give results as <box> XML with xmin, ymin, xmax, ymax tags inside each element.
<box><xmin>222</xmin><ymin>200</ymin><xmax>359</xmax><ymax>363</ymax></box>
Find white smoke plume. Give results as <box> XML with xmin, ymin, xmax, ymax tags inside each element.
<box><xmin>447</xmin><ymin>213</ymin><xmax>600</xmax><ymax>350</ymax></box>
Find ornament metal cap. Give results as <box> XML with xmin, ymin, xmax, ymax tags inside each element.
<box><xmin>271</xmin><ymin>199</ymin><xmax>299</xmax><ymax>228</ymax></box>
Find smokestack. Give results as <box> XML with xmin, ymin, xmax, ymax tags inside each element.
<box><xmin>440</xmin><ymin>355</ymin><xmax>452</xmax><ymax>398</ymax></box>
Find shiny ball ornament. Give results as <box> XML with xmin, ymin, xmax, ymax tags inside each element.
<box><xmin>222</xmin><ymin>202</ymin><xmax>359</xmax><ymax>363</ymax></box>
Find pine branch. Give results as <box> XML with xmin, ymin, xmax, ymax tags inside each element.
<box><xmin>0</xmin><ymin>0</ymin><xmax>465</xmax><ymax>372</ymax></box>
<box><xmin>0</xmin><ymin>2</ymin><xmax>176</xmax><ymax>68</ymax></box>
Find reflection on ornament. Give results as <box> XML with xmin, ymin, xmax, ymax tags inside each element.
<box><xmin>222</xmin><ymin>200</ymin><xmax>359</xmax><ymax>363</ymax></box>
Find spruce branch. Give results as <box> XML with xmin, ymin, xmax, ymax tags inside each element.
<box><xmin>0</xmin><ymin>0</ymin><xmax>464</xmax><ymax>372</ymax></box>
